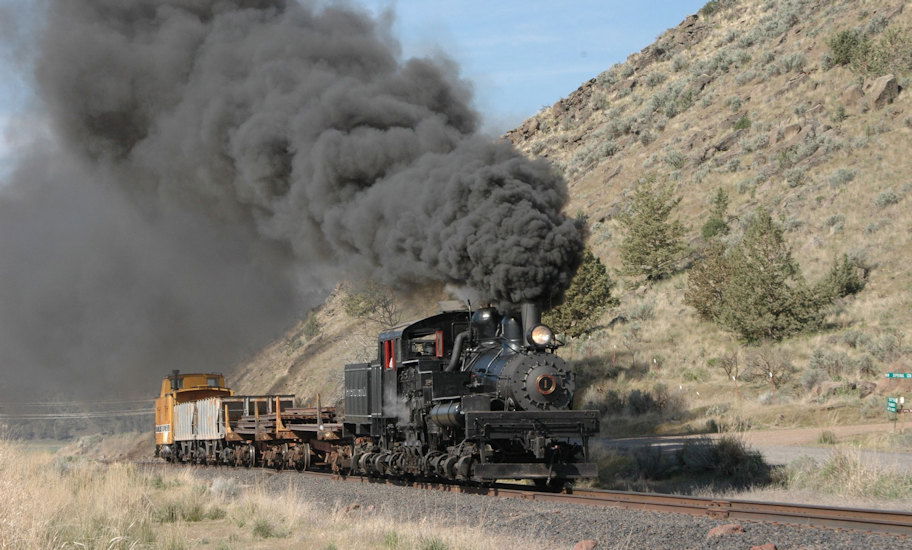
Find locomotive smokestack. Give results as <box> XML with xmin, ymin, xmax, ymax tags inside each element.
<box><xmin>521</xmin><ymin>302</ymin><xmax>541</xmax><ymax>346</ymax></box>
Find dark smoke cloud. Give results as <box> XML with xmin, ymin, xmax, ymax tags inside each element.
<box><xmin>0</xmin><ymin>0</ymin><xmax>582</xmax><ymax>398</ymax></box>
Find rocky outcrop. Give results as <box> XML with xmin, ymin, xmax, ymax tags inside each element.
<box><xmin>865</xmin><ymin>74</ymin><xmax>901</xmax><ymax>109</ymax></box>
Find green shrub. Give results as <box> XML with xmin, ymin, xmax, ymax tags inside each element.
<box><xmin>733</xmin><ymin>115</ymin><xmax>751</xmax><ymax>130</ymax></box>
<box><xmin>818</xmin><ymin>431</ymin><xmax>838</xmax><ymax>445</ymax></box>
<box><xmin>828</xmin><ymin>168</ymin><xmax>856</xmax><ymax>188</ymax></box>
<box><xmin>664</xmin><ymin>149</ymin><xmax>687</xmax><ymax>169</ymax></box>
<box><xmin>420</xmin><ymin>538</ymin><xmax>449</xmax><ymax>550</ymax></box>
<box><xmin>699</xmin><ymin>0</ymin><xmax>721</xmax><ymax>16</ymax></box>
<box><xmin>625</xmin><ymin>299</ymin><xmax>655</xmax><ymax>321</ymax></box>
<box><xmin>384</xmin><ymin>532</ymin><xmax>401</xmax><ymax>549</ymax></box>
<box><xmin>672</xmin><ymin>53</ymin><xmax>690</xmax><ymax>72</ymax></box>
<box><xmin>808</xmin><ymin>348</ymin><xmax>854</xmax><ymax>379</ymax></box>
<box><xmin>874</xmin><ymin>189</ymin><xmax>901</xmax><ymax>208</ymax></box>
<box><xmin>851</xmin><ymin>27</ymin><xmax>912</xmax><ymax>75</ymax></box>
<box><xmin>780</xmin><ymin>52</ymin><xmax>806</xmax><ymax>72</ymax></box>
<box><xmin>252</xmin><ymin>518</ymin><xmax>288</xmax><ymax>539</ymax></box>
<box><xmin>700</xmin><ymin>0</ymin><xmax>739</xmax><ymax>17</ymax></box>
<box><xmin>302</xmin><ymin>313</ymin><xmax>321</xmax><ymax>340</ymax></box>
<box><xmin>646</xmin><ymin>71</ymin><xmax>667</xmax><ymax>87</ymax></box>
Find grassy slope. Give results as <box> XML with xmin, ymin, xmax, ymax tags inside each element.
<box><xmin>230</xmin><ymin>285</ymin><xmax>444</xmax><ymax>407</ymax></box>
<box><xmin>506</xmin><ymin>0</ymin><xmax>912</xmax><ymax>435</ymax></box>
<box><xmin>232</xmin><ymin>0</ymin><xmax>912</xmax><ymax>436</ymax></box>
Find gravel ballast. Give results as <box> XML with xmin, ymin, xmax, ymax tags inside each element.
<box><xmin>146</xmin><ymin>464</ymin><xmax>907</xmax><ymax>549</ymax></box>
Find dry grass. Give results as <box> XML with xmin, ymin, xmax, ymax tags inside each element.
<box><xmin>780</xmin><ymin>448</ymin><xmax>912</xmax><ymax>500</ymax></box>
<box><xmin>0</xmin><ymin>440</ymin><xmax>541</xmax><ymax>550</ymax></box>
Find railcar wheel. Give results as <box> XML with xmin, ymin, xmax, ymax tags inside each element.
<box><xmin>295</xmin><ymin>443</ymin><xmax>311</xmax><ymax>472</ymax></box>
<box><xmin>243</xmin><ymin>445</ymin><xmax>256</xmax><ymax>468</ymax></box>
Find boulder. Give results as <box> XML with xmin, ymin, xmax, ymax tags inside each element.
<box><xmin>841</xmin><ymin>84</ymin><xmax>864</xmax><ymax>106</ymax></box>
<box><xmin>865</xmin><ymin>75</ymin><xmax>901</xmax><ymax>109</ymax></box>
<box><xmin>573</xmin><ymin>540</ymin><xmax>598</xmax><ymax>550</ymax></box>
<box><xmin>706</xmin><ymin>523</ymin><xmax>744</xmax><ymax>538</ymax></box>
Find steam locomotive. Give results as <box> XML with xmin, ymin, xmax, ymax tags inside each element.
<box><xmin>154</xmin><ymin>303</ymin><xmax>598</xmax><ymax>486</ymax></box>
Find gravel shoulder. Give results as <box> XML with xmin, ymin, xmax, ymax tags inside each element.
<box><xmin>145</xmin><ymin>463</ymin><xmax>909</xmax><ymax>550</ymax></box>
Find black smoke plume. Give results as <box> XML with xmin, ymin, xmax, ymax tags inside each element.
<box><xmin>0</xmin><ymin>0</ymin><xmax>582</xmax><ymax>398</ymax></box>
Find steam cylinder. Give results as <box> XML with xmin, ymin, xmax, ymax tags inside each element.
<box><xmin>429</xmin><ymin>401</ymin><xmax>463</xmax><ymax>427</ymax></box>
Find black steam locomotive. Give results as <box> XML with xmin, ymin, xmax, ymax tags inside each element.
<box><xmin>343</xmin><ymin>303</ymin><xmax>599</xmax><ymax>486</ymax></box>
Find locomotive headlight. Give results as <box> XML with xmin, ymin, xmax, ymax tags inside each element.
<box><xmin>529</xmin><ymin>324</ymin><xmax>555</xmax><ymax>347</ymax></box>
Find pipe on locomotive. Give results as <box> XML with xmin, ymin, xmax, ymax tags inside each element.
<box><xmin>521</xmin><ymin>302</ymin><xmax>541</xmax><ymax>347</ymax></box>
<box><xmin>445</xmin><ymin>330</ymin><xmax>470</xmax><ymax>372</ymax></box>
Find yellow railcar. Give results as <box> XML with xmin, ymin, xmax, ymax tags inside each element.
<box><xmin>154</xmin><ymin>370</ymin><xmax>233</xmax><ymax>454</ymax></box>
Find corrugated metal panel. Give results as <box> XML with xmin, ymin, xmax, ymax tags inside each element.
<box><xmin>173</xmin><ymin>398</ymin><xmax>224</xmax><ymax>441</ymax></box>
<box><xmin>195</xmin><ymin>398</ymin><xmax>224</xmax><ymax>440</ymax></box>
<box><xmin>344</xmin><ymin>363</ymin><xmax>371</xmax><ymax>419</ymax></box>
<box><xmin>174</xmin><ymin>401</ymin><xmax>195</xmax><ymax>441</ymax></box>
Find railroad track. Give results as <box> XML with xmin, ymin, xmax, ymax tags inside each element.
<box><xmin>146</xmin><ymin>462</ymin><xmax>912</xmax><ymax>536</ymax></box>
<box><xmin>316</xmin><ymin>471</ymin><xmax>912</xmax><ymax>536</ymax></box>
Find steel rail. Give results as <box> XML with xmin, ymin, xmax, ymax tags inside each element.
<box><xmin>339</xmin><ymin>474</ymin><xmax>912</xmax><ymax>536</ymax></box>
<box><xmin>148</xmin><ymin>462</ymin><xmax>912</xmax><ymax>536</ymax></box>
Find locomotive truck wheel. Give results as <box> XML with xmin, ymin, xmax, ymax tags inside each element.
<box><xmin>455</xmin><ymin>456</ymin><xmax>474</xmax><ymax>480</ymax></box>
<box><xmin>440</xmin><ymin>455</ymin><xmax>459</xmax><ymax>479</ymax></box>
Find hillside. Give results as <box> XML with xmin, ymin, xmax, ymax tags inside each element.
<box><xmin>232</xmin><ymin>0</ymin><xmax>912</xmax><ymax>436</ymax></box>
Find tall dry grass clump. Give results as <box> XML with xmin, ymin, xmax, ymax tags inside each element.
<box><xmin>0</xmin><ymin>439</ymin><xmax>541</xmax><ymax>549</ymax></box>
<box><xmin>781</xmin><ymin>449</ymin><xmax>912</xmax><ymax>500</ymax></box>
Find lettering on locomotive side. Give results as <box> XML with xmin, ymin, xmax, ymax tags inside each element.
<box><xmin>155</xmin><ymin>424</ymin><xmax>171</xmax><ymax>434</ymax></box>
<box><xmin>345</xmin><ymin>388</ymin><xmax>367</xmax><ymax>398</ymax></box>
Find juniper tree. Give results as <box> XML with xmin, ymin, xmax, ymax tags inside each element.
<box><xmin>544</xmin><ymin>248</ymin><xmax>617</xmax><ymax>338</ymax></box>
<box><xmin>701</xmin><ymin>188</ymin><xmax>730</xmax><ymax>240</ymax></box>
<box><xmin>618</xmin><ymin>178</ymin><xmax>687</xmax><ymax>280</ymax></box>
<box><xmin>685</xmin><ymin>209</ymin><xmax>826</xmax><ymax>342</ymax></box>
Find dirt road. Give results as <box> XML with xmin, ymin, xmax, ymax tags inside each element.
<box><xmin>594</xmin><ymin>422</ymin><xmax>912</xmax><ymax>468</ymax></box>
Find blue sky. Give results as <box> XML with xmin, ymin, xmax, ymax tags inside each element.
<box><xmin>358</xmin><ymin>1</ymin><xmax>708</xmax><ymax>131</ymax></box>
<box><xmin>0</xmin><ymin>0</ymin><xmax>707</xmax><ymax>174</ymax></box>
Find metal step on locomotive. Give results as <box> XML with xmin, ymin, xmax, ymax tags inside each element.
<box><xmin>154</xmin><ymin>302</ymin><xmax>599</xmax><ymax>487</ymax></box>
